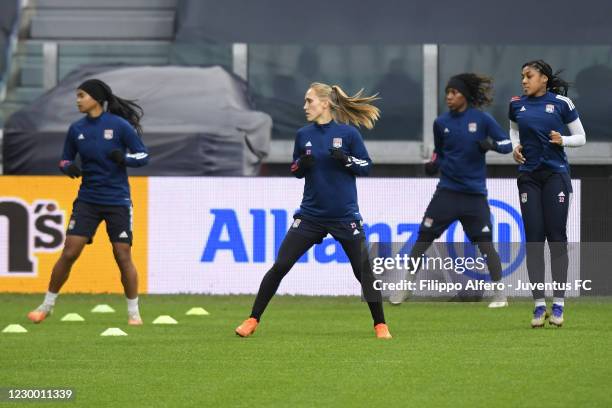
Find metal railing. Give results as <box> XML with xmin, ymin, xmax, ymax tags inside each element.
<box><xmin>0</xmin><ymin>0</ymin><xmax>25</xmax><ymax>102</ymax></box>
<box><xmin>32</xmin><ymin>41</ymin><xmax>612</xmax><ymax>166</ymax></box>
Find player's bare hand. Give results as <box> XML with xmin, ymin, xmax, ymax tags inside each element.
<box><xmin>513</xmin><ymin>145</ymin><xmax>525</xmax><ymax>164</ymax></box>
<box><xmin>549</xmin><ymin>130</ymin><xmax>563</xmax><ymax>145</ymax></box>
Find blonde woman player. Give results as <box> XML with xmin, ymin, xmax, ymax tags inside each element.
<box><xmin>235</xmin><ymin>82</ymin><xmax>391</xmax><ymax>339</ymax></box>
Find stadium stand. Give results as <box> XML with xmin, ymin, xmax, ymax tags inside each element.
<box><xmin>0</xmin><ymin>0</ymin><xmax>21</xmax><ymax>122</ymax></box>
<box><xmin>0</xmin><ymin>0</ymin><xmax>176</xmax><ymax>125</ymax></box>
<box><xmin>1</xmin><ymin>0</ymin><xmax>612</xmax><ymax>175</ymax></box>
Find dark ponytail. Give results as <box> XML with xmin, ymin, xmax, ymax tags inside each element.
<box><xmin>77</xmin><ymin>78</ymin><xmax>144</xmax><ymax>136</ymax></box>
<box><xmin>445</xmin><ymin>73</ymin><xmax>494</xmax><ymax>108</ymax></box>
<box><xmin>107</xmin><ymin>95</ymin><xmax>144</xmax><ymax>136</ymax></box>
<box><xmin>522</xmin><ymin>60</ymin><xmax>570</xmax><ymax>96</ymax></box>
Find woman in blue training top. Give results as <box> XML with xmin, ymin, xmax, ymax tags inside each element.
<box><xmin>509</xmin><ymin>60</ymin><xmax>586</xmax><ymax>328</ymax></box>
<box><xmin>27</xmin><ymin>79</ymin><xmax>150</xmax><ymax>326</ymax></box>
<box><xmin>235</xmin><ymin>82</ymin><xmax>392</xmax><ymax>339</ymax></box>
<box><xmin>389</xmin><ymin>73</ymin><xmax>512</xmax><ymax>307</ymax></box>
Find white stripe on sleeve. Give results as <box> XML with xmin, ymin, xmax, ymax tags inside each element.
<box><xmin>126</xmin><ymin>152</ymin><xmax>149</xmax><ymax>160</ymax></box>
<box><xmin>556</xmin><ymin>95</ymin><xmax>576</xmax><ymax>110</ymax></box>
<box><xmin>348</xmin><ymin>156</ymin><xmax>369</xmax><ymax>167</ymax></box>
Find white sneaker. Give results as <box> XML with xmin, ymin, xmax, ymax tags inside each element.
<box><xmin>389</xmin><ymin>288</ymin><xmax>410</xmax><ymax>305</ymax></box>
<box><xmin>488</xmin><ymin>288</ymin><xmax>508</xmax><ymax>308</ymax></box>
<box><xmin>388</xmin><ymin>271</ymin><xmax>414</xmax><ymax>305</ymax></box>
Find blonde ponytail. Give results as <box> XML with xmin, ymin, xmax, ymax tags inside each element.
<box><xmin>310</xmin><ymin>82</ymin><xmax>380</xmax><ymax>129</ymax></box>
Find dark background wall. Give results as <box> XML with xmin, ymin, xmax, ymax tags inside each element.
<box><xmin>176</xmin><ymin>0</ymin><xmax>612</xmax><ymax>144</ymax></box>
<box><xmin>177</xmin><ymin>0</ymin><xmax>612</xmax><ymax>45</ymax></box>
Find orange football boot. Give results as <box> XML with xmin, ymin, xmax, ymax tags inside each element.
<box><xmin>374</xmin><ymin>323</ymin><xmax>392</xmax><ymax>339</ymax></box>
<box><xmin>235</xmin><ymin>317</ymin><xmax>258</xmax><ymax>337</ymax></box>
<box><xmin>27</xmin><ymin>308</ymin><xmax>51</xmax><ymax>324</ymax></box>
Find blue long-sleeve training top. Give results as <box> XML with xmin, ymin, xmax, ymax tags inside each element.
<box><xmin>433</xmin><ymin>107</ymin><xmax>512</xmax><ymax>195</ymax></box>
<box><xmin>60</xmin><ymin>112</ymin><xmax>149</xmax><ymax>206</ymax></box>
<box><xmin>508</xmin><ymin>92</ymin><xmax>579</xmax><ymax>173</ymax></box>
<box><xmin>291</xmin><ymin>120</ymin><xmax>371</xmax><ymax>221</ymax></box>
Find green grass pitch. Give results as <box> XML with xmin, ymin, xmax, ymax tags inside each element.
<box><xmin>1</xmin><ymin>294</ymin><xmax>611</xmax><ymax>407</ymax></box>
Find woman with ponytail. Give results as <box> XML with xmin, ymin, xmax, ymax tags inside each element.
<box><xmin>235</xmin><ymin>82</ymin><xmax>392</xmax><ymax>339</ymax></box>
<box><xmin>27</xmin><ymin>78</ymin><xmax>149</xmax><ymax>326</ymax></box>
<box><xmin>509</xmin><ymin>60</ymin><xmax>586</xmax><ymax>328</ymax></box>
<box><xmin>389</xmin><ymin>73</ymin><xmax>512</xmax><ymax>307</ymax></box>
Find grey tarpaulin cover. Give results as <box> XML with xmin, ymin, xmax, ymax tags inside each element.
<box><xmin>3</xmin><ymin>65</ymin><xmax>271</xmax><ymax>175</ymax></box>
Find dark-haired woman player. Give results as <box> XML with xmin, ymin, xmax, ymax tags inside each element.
<box><xmin>235</xmin><ymin>82</ymin><xmax>392</xmax><ymax>339</ymax></box>
<box><xmin>27</xmin><ymin>79</ymin><xmax>149</xmax><ymax>325</ymax></box>
<box><xmin>389</xmin><ymin>73</ymin><xmax>512</xmax><ymax>307</ymax></box>
<box><xmin>510</xmin><ymin>60</ymin><xmax>586</xmax><ymax>328</ymax></box>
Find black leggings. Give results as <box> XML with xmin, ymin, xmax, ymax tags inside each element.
<box><xmin>409</xmin><ymin>232</ymin><xmax>502</xmax><ymax>282</ymax></box>
<box><xmin>250</xmin><ymin>231</ymin><xmax>385</xmax><ymax>325</ymax></box>
<box><xmin>518</xmin><ymin>170</ymin><xmax>571</xmax><ymax>299</ymax></box>
<box><xmin>411</xmin><ymin>189</ymin><xmax>502</xmax><ymax>282</ymax></box>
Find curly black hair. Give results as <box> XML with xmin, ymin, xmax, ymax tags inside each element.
<box><xmin>446</xmin><ymin>73</ymin><xmax>494</xmax><ymax>108</ymax></box>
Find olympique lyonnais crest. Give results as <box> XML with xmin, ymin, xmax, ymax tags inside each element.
<box><xmin>468</xmin><ymin>123</ymin><xmax>477</xmax><ymax>133</ymax></box>
<box><xmin>546</xmin><ymin>104</ymin><xmax>555</xmax><ymax>113</ymax></box>
<box><xmin>104</xmin><ymin>129</ymin><xmax>114</xmax><ymax>140</ymax></box>
<box><xmin>332</xmin><ymin>138</ymin><xmax>342</xmax><ymax>148</ymax></box>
